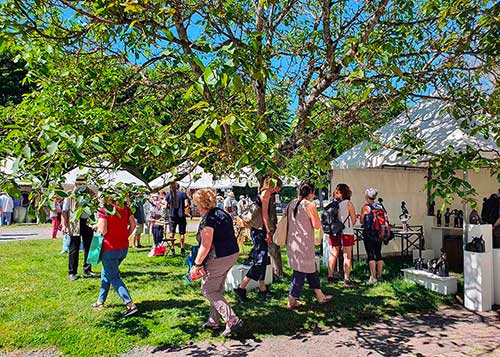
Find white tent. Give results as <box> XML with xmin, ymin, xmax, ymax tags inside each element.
<box><xmin>331</xmin><ymin>98</ymin><xmax>499</xmax><ymax>227</ymax></box>
<box><xmin>64</xmin><ymin>166</ymin><xmax>146</xmax><ymax>187</ymax></box>
<box><xmin>149</xmin><ymin>165</ymin><xmax>214</xmax><ymax>190</ymax></box>
<box><xmin>333</xmin><ymin>99</ymin><xmax>499</xmax><ymax>170</ymax></box>
<box><xmin>213</xmin><ymin>167</ymin><xmax>260</xmax><ymax>189</ymax></box>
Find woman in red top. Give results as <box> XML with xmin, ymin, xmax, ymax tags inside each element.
<box><xmin>92</xmin><ymin>199</ymin><xmax>138</xmax><ymax>317</ymax></box>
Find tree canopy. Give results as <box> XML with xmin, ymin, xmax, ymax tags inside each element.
<box><xmin>0</xmin><ymin>0</ymin><xmax>498</xmax><ymax>203</ymax></box>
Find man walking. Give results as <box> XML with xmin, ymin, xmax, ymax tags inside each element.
<box><xmin>132</xmin><ymin>196</ymin><xmax>146</xmax><ymax>248</ymax></box>
<box><xmin>61</xmin><ymin>177</ymin><xmax>98</xmax><ymax>281</ymax></box>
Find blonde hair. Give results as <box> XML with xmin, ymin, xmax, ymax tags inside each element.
<box><xmin>193</xmin><ymin>189</ymin><xmax>217</xmax><ymax>210</ymax></box>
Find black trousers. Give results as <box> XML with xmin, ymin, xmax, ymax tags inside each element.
<box><xmin>68</xmin><ymin>220</ymin><xmax>94</xmax><ymax>275</ymax></box>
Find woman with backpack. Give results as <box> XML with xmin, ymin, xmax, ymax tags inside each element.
<box><xmin>327</xmin><ymin>184</ymin><xmax>357</xmax><ymax>288</ymax></box>
<box><xmin>360</xmin><ymin>188</ymin><xmax>384</xmax><ymax>283</ymax></box>
<box><xmin>286</xmin><ymin>182</ymin><xmax>332</xmax><ymax>309</ymax></box>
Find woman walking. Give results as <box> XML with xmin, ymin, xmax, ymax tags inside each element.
<box><xmin>148</xmin><ymin>194</ymin><xmax>166</xmax><ymax>256</ymax></box>
<box><xmin>50</xmin><ymin>196</ymin><xmax>62</xmax><ymax>239</ymax></box>
<box><xmin>360</xmin><ymin>188</ymin><xmax>384</xmax><ymax>283</ymax></box>
<box><xmin>191</xmin><ymin>189</ymin><xmax>242</xmax><ymax>337</ymax></box>
<box><xmin>92</xmin><ymin>198</ymin><xmax>138</xmax><ymax>317</ymax></box>
<box><xmin>327</xmin><ymin>184</ymin><xmax>357</xmax><ymax>288</ymax></box>
<box><xmin>234</xmin><ymin>176</ymin><xmax>282</xmax><ymax>301</ymax></box>
<box><xmin>286</xmin><ymin>183</ymin><xmax>332</xmax><ymax>309</ymax></box>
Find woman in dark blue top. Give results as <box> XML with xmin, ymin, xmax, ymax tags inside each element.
<box><xmin>191</xmin><ymin>189</ymin><xmax>242</xmax><ymax>337</ymax></box>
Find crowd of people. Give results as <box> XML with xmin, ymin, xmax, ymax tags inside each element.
<box><xmin>50</xmin><ymin>173</ymin><xmax>387</xmax><ymax>335</ymax></box>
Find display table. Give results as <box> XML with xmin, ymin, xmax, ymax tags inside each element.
<box><xmin>464</xmin><ymin>224</ymin><xmax>493</xmax><ymax>312</ymax></box>
<box><xmin>402</xmin><ymin>268</ymin><xmax>457</xmax><ymax>295</ymax></box>
<box><xmin>225</xmin><ymin>264</ymin><xmax>273</xmax><ymax>292</ymax></box>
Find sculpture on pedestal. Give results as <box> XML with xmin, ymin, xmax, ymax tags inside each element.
<box><xmin>428</xmin><ymin>249</ymin><xmax>449</xmax><ymax>277</ymax></box>
<box><xmin>444</xmin><ymin>208</ymin><xmax>451</xmax><ymax>227</ymax></box>
<box><xmin>399</xmin><ymin>201</ymin><xmax>411</xmax><ymax>232</ymax></box>
<box><xmin>428</xmin><ymin>200</ymin><xmax>435</xmax><ymax>216</ymax></box>
<box><xmin>451</xmin><ymin>209</ymin><xmax>459</xmax><ymax>228</ymax></box>
<box><xmin>458</xmin><ymin>210</ymin><xmax>464</xmax><ymax>228</ymax></box>
<box><xmin>436</xmin><ymin>210</ymin><xmax>442</xmax><ymax>227</ymax></box>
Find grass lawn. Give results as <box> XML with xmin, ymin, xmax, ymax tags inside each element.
<box><xmin>0</xmin><ymin>234</ymin><xmax>458</xmax><ymax>356</ymax></box>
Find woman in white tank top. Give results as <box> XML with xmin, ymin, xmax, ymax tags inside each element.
<box><xmin>327</xmin><ymin>184</ymin><xmax>358</xmax><ymax>288</ymax></box>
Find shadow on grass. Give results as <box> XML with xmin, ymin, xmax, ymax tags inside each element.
<box><xmin>102</xmin><ymin>256</ymin><xmax>462</xmax><ymax>355</ymax></box>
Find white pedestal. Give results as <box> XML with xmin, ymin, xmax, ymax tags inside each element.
<box><xmin>322</xmin><ymin>234</ymin><xmax>331</xmax><ymax>267</ymax></box>
<box><xmin>464</xmin><ymin>251</ymin><xmax>493</xmax><ymax>312</ymax></box>
<box><xmin>413</xmin><ymin>249</ymin><xmax>435</xmax><ymax>261</ymax></box>
<box><xmin>225</xmin><ymin>264</ymin><xmax>273</xmax><ymax>292</ymax></box>
<box><xmin>493</xmin><ymin>249</ymin><xmax>500</xmax><ymax>305</ymax></box>
<box><xmin>402</xmin><ymin>268</ymin><xmax>457</xmax><ymax>295</ymax></box>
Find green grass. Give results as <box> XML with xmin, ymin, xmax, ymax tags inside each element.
<box><xmin>0</xmin><ymin>235</ymin><xmax>457</xmax><ymax>356</ymax></box>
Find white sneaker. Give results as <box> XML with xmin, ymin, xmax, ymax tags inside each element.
<box><xmin>367</xmin><ymin>277</ymin><xmax>378</xmax><ymax>284</ymax></box>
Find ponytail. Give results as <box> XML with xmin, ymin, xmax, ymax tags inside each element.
<box><xmin>293</xmin><ymin>182</ymin><xmax>316</xmax><ymax>218</ymax></box>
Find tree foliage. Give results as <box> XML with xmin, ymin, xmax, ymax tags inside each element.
<box><xmin>0</xmin><ymin>0</ymin><xmax>498</xmax><ymax>203</ymax></box>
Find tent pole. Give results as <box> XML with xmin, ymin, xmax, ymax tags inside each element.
<box><xmin>463</xmin><ymin>170</ymin><xmax>469</xmax><ymax>250</ymax></box>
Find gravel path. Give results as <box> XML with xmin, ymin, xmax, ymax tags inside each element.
<box><xmin>124</xmin><ymin>305</ymin><xmax>500</xmax><ymax>357</ymax></box>
<box><xmin>0</xmin><ymin>224</ymin><xmax>52</xmax><ymax>242</ymax></box>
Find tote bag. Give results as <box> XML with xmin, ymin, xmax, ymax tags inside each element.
<box><xmin>273</xmin><ymin>204</ymin><xmax>289</xmax><ymax>247</ymax></box>
<box><xmin>86</xmin><ymin>233</ymin><xmax>104</xmax><ymax>265</ymax></box>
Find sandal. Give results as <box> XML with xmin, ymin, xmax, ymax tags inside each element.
<box><xmin>287</xmin><ymin>300</ymin><xmax>304</xmax><ymax>310</ymax></box>
<box><xmin>202</xmin><ymin>321</ymin><xmax>221</xmax><ymax>330</ymax></box>
<box><xmin>318</xmin><ymin>295</ymin><xmax>333</xmax><ymax>304</ymax></box>
<box><xmin>91</xmin><ymin>301</ymin><xmax>105</xmax><ymax>309</ymax></box>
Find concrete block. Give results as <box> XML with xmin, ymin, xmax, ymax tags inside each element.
<box><xmin>225</xmin><ymin>264</ymin><xmax>273</xmax><ymax>292</ymax></box>
<box><xmin>402</xmin><ymin>268</ymin><xmax>457</xmax><ymax>296</ymax></box>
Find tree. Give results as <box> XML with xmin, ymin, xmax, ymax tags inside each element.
<box><xmin>0</xmin><ymin>0</ymin><xmax>498</xmax><ymax>203</ymax></box>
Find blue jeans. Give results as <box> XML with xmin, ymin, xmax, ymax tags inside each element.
<box><xmin>98</xmin><ymin>249</ymin><xmax>132</xmax><ymax>304</ymax></box>
<box><xmin>0</xmin><ymin>212</ymin><xmax>12</xmax><ymax>225</ymax></box>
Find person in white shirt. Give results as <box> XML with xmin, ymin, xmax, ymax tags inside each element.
<box><xmin>223</xmin><ymin>192</ymin><xmax>237</xmax><ymax>216</ymax></box>
<box><xmin>60</xmin><ymin>178</ymin><xmax>98</xmax><ymax>281</ymax></box>
<box><xmin>0</xmin><ymin>193</ymin><xmax>14</xmax><ymax>226</ymax></box>
<box><xmin>236</xmin><ymin>195</ymin><xmax>248</xmax><ymax>216</ymax></box>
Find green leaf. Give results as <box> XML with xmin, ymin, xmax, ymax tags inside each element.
<box><xmin>151</xmin><ymin>146</ymin><xmax>161</xmax><ymax>157</ymax></box>
<box><xmin>47</xmin><ymin>141</ymin><xmax>58</xmax><ymax>155</ymax></box>
<box><xmin>195</xmin><ymin>124</ymin><xmax>208</xmax><ymax>138</ymax></box>
<box><xmin>22</xmin><ymin>145</ymin><xmax>31</xmax><ymax>159</ymax></box>
<box><xmin>187</xmin><ymin>101</ymin><xmax>209</xmax><ymax>112</ymax></box>
<box><xmin>55</xmin><ymin>190</ymin><xmax>69</xmax><ymax>197</ymax></box>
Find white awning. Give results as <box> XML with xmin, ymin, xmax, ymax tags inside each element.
<box><xmin>149</xmin><ymin>164</ymin><xmax>214</xmax><ymax>190</ymax></box>
<box><xmin>332</xmin><ymin>99</ymin><xmax>500</xmax><ymax>169</ymax></box>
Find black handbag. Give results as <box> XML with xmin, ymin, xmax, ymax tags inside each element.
<box><xmin>465</xmin><ymin>235</ymin><xmax>485</xmax><ymax>253</ymax></box>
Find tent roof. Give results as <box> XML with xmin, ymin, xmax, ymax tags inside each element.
<box><xmin>64</xmin><ymin>166</ymin><xmax>146</xmax><ymax>186</ymax></box>
<box><xmin>149</xmin><ymin>165</ymin><xmax>214</xmax><ymax>190</ymax></box>
<box><xmin>332</xmin><ymin>99</ymin><xmax>500</xmax><ymax>170</ymax></box>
